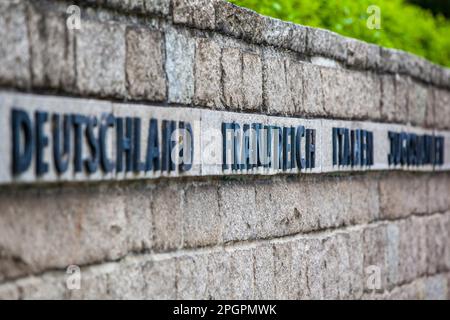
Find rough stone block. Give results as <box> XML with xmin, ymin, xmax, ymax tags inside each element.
<box><xmin>219</xmin><ymin>181</ymin><xmax>257</xmax><ymax>242</ymax></box>
<box><xmin>27</xmin><ymin>5</ymin><xmax>76</xmax><ymax>90</ymax></box>
<box><xmin>407</xmin><ymin>80</ymin><xmax>428</xmax><ymax>126</ymax></box>
<box><xmin>106</xmin><ymin>259</ymin><xmax>146</xmax><ymax>299</ymax></box>
<box><xmin>183</xmin><ymin>183</ymin><xmax>222</xmax><ymax>247</ymax></box>
<box><xmin>221</xmin><ymin>48</ymin><xmax>263</xmax><ymax>111</ymax></box>
<box><xmin>386</xmin><ymin>224</ymin><xmax>404</xmax><ymax>288</ymax></box>
<box><xmin>434</xmin><ymin>88</ymin><xmax>450</xmax><ymax>130</ymax></box>
<box><xmin>0</xmin><ymin>186</ymin><xmax>128</xmax><ymax>281</ymax></box>
<box><xmin>346</xmin><ymin>39</ymin><xmax>368</xmax><ymax>68</ymax></box>
<box><xmin>141</xmin><ymin>258</ymin><xmax>177</xmax><ymax>299</ymax></box>
<box><xmin>0</xmin><ymin>283</ymin><xmax>20</xmax><ymax>300</ymax></box>
<box><xmin>396</xmin><ymin>218</ymin><xmax>427</xmax><ymax>284</ymax></box>
<box><xmin>423</xmin><ymin>275</ymin><xmax>448</xmax><ymax>300</ymax></box>
<box><xmin>143</xmin><ymin>0</ymin><xmax>171</xmax><ymax>15</ymax></box>
<box><xmin>322</xmin><ymin>231</ymin><xmax>364</xmax><ymax>299</ymax></box>
<box><xmin>76</xmin><ymin>20</ymin><xmax>127</xmax><ymax>97</ymax></box>
<box><xmin>379</xmin><ymin>48</ymin><xmax>401</xmax><ymax>73</ymax></box>
<box><xmin>254</xmin><ymin>178</ymin><xmax>309</xmax><ymax>238</ymax></box>
<box><xmin>123</xmin><ymin>184</ymin><xmax>153</xmax><ymax>252</ymax></box>
<box><xmin>242</xmin><ymin>52</ymin><xmax>263</xmax><ymax>111</ymax></box>
<box><xmin>321</xmin><ymin>68</ymin><xmax>380</xmax><ymax>120</ymax></box>
<box><xmin>173</xmin><ymin>0</ymin><xmax>216</xmax><ymax>30</ymax></box>
<box><xmin>68</xmin><ymin>264</ymin><xmax>111</xmax><ymax>299</ymax></box>
<box><xmin>152</xmin><ymin>183</ymin><xmax>183</xmax><ymax>251</ymax></box>
<box><xmin>428</xmin><ymin>174</ymin><xmax>450</xmax><ymax>214</ymax></box>
<box><xmin>263</xmin><ymin>54</ymin><xmax>295</xmax><ymax>114</ymax></box>
<box><xmin>215</xmin><ymin>1</ymin><xmax>265</xmax><ymax>43</ymax></box>
<box><xmin>379</xmin><ymin>173</ymin><xmax>428</xmax><ymax>219</ymax></box>
<box><xmin>253</xmin><ymin>245</ymin><xmax>275</xmax><ymax>300</ymax></box>
<box><xmin>15</xmin><ymin>275</ymin><xmax>67</xmax><ymax>300</ymax></box>
<box><xmin>286</xmin><ymin>59</ymin><xmax>303</xmax><ymax>114</ymax></box>
<box><xmin>229</xmin><ymin>249</ymin><xmax>254</xmax><ymax>299</ymax></box>
<box><xmin>380</xmin><ymin>75</ymin><xmax>397</xmax><ymax>122</ymax></box>
<box><xmin>206</xmin><ymin>251</ymin><xmax>233</xmax><ymax>299</ymax></box>
<box><xmin>126</xmin><ymin>27</ymin><xmax>166</xmax><ymax>101</ymax></box>
<box><xmin>262</xmin><ymin>18</ymin><xmax>307</xmax><ymax>53</ymax></box>
<box><xmin>273</xmin><ymin>242</ymin><xmax>293</xmax><ymax>299</ymax></box>
<box><xmin>363</xmin><ymin>225</ymin><xmax>388</xmax><ymax>292</ymax></box>
<box><xmin>0</xmin><ymin>1</ymin><xmax>30</xmax><ymax>88</ymax></box>
<box><xmin>194</xmin><ymin>39</ymin><xmax>223</xmax><ymax>108</ymax></box>
<box><xmin>165</xmin><ymin>27</ymin><xmax>195</xmax><ymax>104</ymax></box>
<box><xmin>425</xmin><ymin>215</ymin><xmax>449</xmax><ymax>274</ymax></box>
<box><xmin>300</xmin><ymin>62</ymin><xmax>325</xmax><ymax>116</ymax></box>
<box><xmin>306</xmin><ymin>27</ymin><xmax>347</xmax><ymax>62</ymax></box>
<box><xmin>176</xmin><ymin>254</ymin><xmax>208</xmax><ymax>299</ymax></box>
<box><xmin>222</xmin><ymin>47</ymin><xmax>243</xmax><ymax>109</ymax></box>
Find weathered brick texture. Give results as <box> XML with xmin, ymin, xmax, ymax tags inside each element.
<box><xmin>0</xmin><ymin>0</ymin><xmax>449</xmax><ymax>300</ymax></box>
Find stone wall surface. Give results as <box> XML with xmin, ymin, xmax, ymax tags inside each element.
<box><xmin>0</xmin><ymin>0</ymin><xmax>449</xmax><ymax>299</ymax></box>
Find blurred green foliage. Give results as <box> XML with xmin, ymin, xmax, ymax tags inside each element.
<box><xmin>229</xmin><ymin>0</ymin><xmax>450</xmax><ymax>67</ymax></box>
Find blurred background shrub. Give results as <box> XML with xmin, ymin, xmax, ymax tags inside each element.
<box><xmin>229</xmin><ymin>0</ymin><xmax>450</xmax><ymax>67</ymax></box>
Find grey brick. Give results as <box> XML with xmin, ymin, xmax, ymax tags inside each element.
<box><xmin>152</xmin><ymin>183</ymin><xmax>183</xmax><ymax>251</ymax></box>
<box><xmin>68</xmin><ymin>265</ymin><xmax>111</xmax><ymax>299</ymax></box>
<box><xmin>321</xmin><ymin>68</ymin><xmax>380</xmax><ymax>119</ymax></box>
<box><xmin>219</xmin><ymin>181</ymin><xmax>257</xmax><ymax>242</ymax></box>
<box><xmin>183</xmin><ymin>183</ymin><xmax>222</xmax><ymax>247</ymax></box>
<box><xmin>434</xmin><ymin>88</ymin><xmax>450</xmax><ymax>130</ymax></box>
<box><xmin>380</xmin><ymin>75</ymin><xmax>397</xmax><ymax>122</ymax></box>
<box><xmin>301</xmin><ymin>62</ymin><xmax>325</xmax><ymax>116</ymax></box>
<box><xmin>194</xmin><ymin>39</ymin><xmax>223</xmax><ymax>108</ymax></box>
<box><xmin>76</xmin><ymin>21</ymin><xmax>126</xmax><ymax>97</ymax></box>
<box><xmin>0</xmin><ymin>283</ymin><xmax>19</xmax><ymax>300</ymax></box>
<box><xmin>242</xmin><ymin>52</ymin><xmax>263</xmax><ymax>111</ymax></box>
<box><xmin>425</xmin><ymin>215</ymin><xmax>449</xmax><ymax>274</ymax></box>
<box><xmin>206</xmin><ymin>251</ymin><xmax>233</xmax><ymax>299</ymax></box>
<box><xmin>215</xmin><ymin>1</ymin><xmax>265</xmax><ymax>43</ymax></box>
<box><xmin>379</xmin><ymin>173</ymin><xmax>428</xmax><ymax>219</ymax></box>
<box><xmin>123</xmin><ymin>184</ymin><xmax>153</xmax><ymax>252</ymax></box>
<box><xmin>229</xmin><ymin>249</ymin><xmax>254</xmax><ymax>299</ymax></box>
<box><xmin>428</xmin><ymin>174</ymin><xmax>450</xmax><ymax>214</ymax></box>
<box><xmin>396</xmin><ymin>218</ymin><xmax>427</xmax><ymax>284</ymax></box>
<box><xmin>286</xmin><ymin>58</ymin><xmax>303</xmax><ymax>113</ymax></box>
<box><xmin>363</xmin><ymin>225</ymin><xmax>388</xmax><ymax>291</ymax></box>
<box><xmin>0</xmin><ymin>1</ymin><xmax>30</xmax><ymax>88</ymax></box>
<box><xmin>386</xmin><ymin>223</ymin><xmax>400</xmax><ymax>287</ymax></box>
<box><xmin>306</xmin><ymin>27</ymin><xmax>347</xmax><ymax>62</ymax></box>
<box><xmin>322</xmin><ymin>231</ymin><xmax>364</xmax><ymax>299</ymax></box>
<box><xmin>176</xmin><ymin>254</ymin><xmax>208</xmax><ymax>299</ymax></box>
<box><xmin>253</xmin><ymin>245</ymin><xmax>275</xmax><ymax>299</ymax></box>
<box><xmin>143</xmin><ymin>0</ymin><xmax>171</xmax><ymax>15</ymax></box>
<box><xmin>366</xmin><ymin>44</ymin><xmax>381</xmax><ymax>70</ymax></box>
<box><xmin>165</xmin><ymin>27</ymin><xmax>195</xmax><ymax>104</ymax></box>
<box><xmin>263</xmin><ymin>55</ymin><xmax>294</xmax><ymax>114</ymax></box>
<box><xmin>173</xmin><ymin>0</ymin><xmax>216</xmax><ymax>30</ymax></box>
<box><xmin>126</xmin><ymin>27</ymin><xmax>166</xmax><ymax>101</ymax></box>
<box><xmin>379</xmin><ymin>48</ymin><xmax>401</xmax><ymax>73</ymax></box>
<box><xmin>0</xmin><ymin>186</ymin><xmax>128</xmax><ymax>281</ymax></box>
<box><xmin>222</xmin><ymin>47</ymin><xmax>243</xmax><ymax>109</ymax></box>
<box><xmin>273</xmin><ymin>242</ymin><xmax>293</xmax><ymax>299</ymax></box>
<box><xmin>107</xmin><ymin>259</ymin><xmax>145</xmax><ymax>299</ymax></box>
<box><xmin>424</xmin><ymin>275</ymin><xmax>448</xmax><ymax>300</ymax></box>
<box><xmin>141</xmin><ymin>259</ymin><xmax>177</xmax><ymax>299</ymax></box>
<box><xmin>15</xmin><ymin>275</ymin><xmax>67</xmax><ymax>300</ymax></box>
<box><xmin>262</xmin><ymin>18</ymin><xmax>307</xmax><ymax>53</ymax></box>
<box><xmin>27</xmin><ymin>5</ymin><xmax>76</xmax><ymax>90</ymax></box>
<box><xmin>222</xmin><ymin>49</ymin><xmax>262</xmax><ymax>111</ymax></box>
<box><xmin>346</xmin><ymin>39</ymin><xmax>368</xmax><ymax>68</ymax></box>
<box><xmin>407</xmin><ymin>80</ymin><xmax>428</xmax><ymax>126</ymax></box>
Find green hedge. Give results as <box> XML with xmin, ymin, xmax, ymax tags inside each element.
<box><xmin>229</xmin><ymin>0</ymin><xmax>450</xmax><ymax>67</ymax></box>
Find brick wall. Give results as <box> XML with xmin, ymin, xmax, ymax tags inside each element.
<box><xmin>0</xmin><ymin>0</ymin><xmax>449</xmax><ymax>299</ymax></box>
